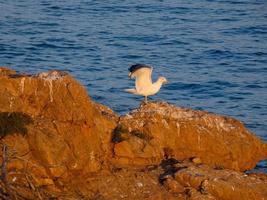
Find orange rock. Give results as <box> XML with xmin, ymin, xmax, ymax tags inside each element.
<box><xmin>174</xmin><ymin>161</ymin><xmax>267</xmax><ymax>200</ymax></box>
<box><xmin>0</xmin><ymin>69</ymin><xmax>117</xmax><ymax>185</ymax></box>
<box><xmin>187</xmin><ymin>188</ymin><xmax>217</xmax><ymax>200</ymax></box>
<box><xmin>36</xmin><ymin>178</ymin><xmax>54</xmax><ymax>186</ymax></box>
<box><xmin>191</xmin><ymin>157</ymin><xmax>202</xmax><ymax>164</ymax></box>
<box><xmin>114</xmin><ymin>141</ymin><xmax>135</xmax><ymax>158</ymax></box>
<box><xmin>1</xmin><ymin>68</ymin><xmax>266</xmax><ymax>199</ymax></box>
<box><xmin>114</xmin><ymin>102</ymin><xmax>267</xmax><ymax>171</ymax></box>
<box><xmin>163</xmin><ymin>178</ymin><xmax>185</xmax><ymax>193</ymax></box>
<box><xmin>0</xmin><ymin>67</ymin><xmax>16</xmax><ymax>76</ymax></box>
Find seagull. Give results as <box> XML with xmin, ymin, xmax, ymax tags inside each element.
<box><xmin>125</xmin><ymin>64</ymin><xmax>168</xmax><ymax>103</ymax></box>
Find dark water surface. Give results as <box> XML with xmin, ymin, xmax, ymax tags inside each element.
<box><xmin>0</xmin><ymin>0</ymin><xmax>266</xmax><ymax>172</ymax></box>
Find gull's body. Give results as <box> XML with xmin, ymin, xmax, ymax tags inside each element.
<box><xmin>125</xmin><ymin>64</ymin><xmax>167</xmax><ymax>102</ymax></box>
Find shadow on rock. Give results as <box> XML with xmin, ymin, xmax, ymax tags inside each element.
<box><xmin>0</xmin><ymin>112</ymin><xmax>33</xmax><ymax>138</ymax></box>
<box><xmin>159</xmin><ymin>158</ymin><xmax>187</xmax><ymax>184</ymax></box>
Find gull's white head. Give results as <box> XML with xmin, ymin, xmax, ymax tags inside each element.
<box><xmin>158</xmin><ymin>76</ymin><xmax>168</xmax><ymax>85</ymax></box>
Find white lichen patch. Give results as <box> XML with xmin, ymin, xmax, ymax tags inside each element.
<box><xmin>134</xmin><ymin>102</ymin><xmax>199</xmax><ymax>121</ymax></box>
<box><xmin>89</xmin><ymin>151</ymin><xmax>95</xmax><ymax>161</ymax></box>
<box><xmin>136</xmin><ymin>182</ymin><xmax>143</xmax><ymax>187</ymax></box>
<box><xmin>9</xmin><ymin>96</ymin><xmax>15</xmax><ymax>108</ymax></box>
<box><xmin>20</xmin><ymin>77</ymin><xmax>25</xmax><ymax>93</ymax></box>
<box><xmin>47</xmin><ymin>79</ymin><xmax>53</xmax><ymax>102</ymax></box>
<box><xmin>162</xmin><ymin>119</ymin><xmax>169</xmax><ymax>128</ymax></box>
<box><xmin>36</xmin><ymin>70</ymin><xmax>67</xmax><ymax>102</ymax></box>
<box><xmin>37</xmin><ymin>70</ymin><xmax>67</xmax><ymax>81</ymax></box>
<box><xmin>218</xmin><ymin>121</ymin><xmax>236</xmax><ymax>132</ymax></box>
<box><xmin>176</xmin><ymin>122</ymin><xmax>181</xmax><ymax>137</ymax></box>
<box><xmin>72</xmin><ymin>163</ymin><xmax>78</xmax><ymax>168</ymax></box>
<box><xmin>202</xmin><ymin>115</ymin><xmax>237</xmax><ymax>133</ymax></box>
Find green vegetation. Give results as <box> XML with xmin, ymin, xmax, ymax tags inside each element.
<box><xmin>0</xmin><ymin>112</ymin><xmax>33</xmax><ymax>138</ymax></box>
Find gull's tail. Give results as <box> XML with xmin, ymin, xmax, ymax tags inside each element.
<box><xmin>124</xmin><ymin>88</ymin><xmax>137</xmax><ymax>94</ymax></box>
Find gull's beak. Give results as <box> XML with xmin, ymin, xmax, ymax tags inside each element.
<box><xmin>128</xmin><ymin>72</ymin><xmax>132</xmax><ymax>78</ymax></box>
<box><xmin>164</xmin><ymin>80</ymin><xmax>168</xmax><ymax>85</ymax></box>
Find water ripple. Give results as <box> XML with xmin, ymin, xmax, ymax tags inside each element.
<box><xmin>0</xmin><ymin>0</ymin><xmax>266</xmax><ymax>171</ymax></box>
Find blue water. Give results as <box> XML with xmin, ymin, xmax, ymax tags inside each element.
<box><xmin>0</xmin><ymin>0</ymin><xmax>266</xmax><ymax>172</ymax></box>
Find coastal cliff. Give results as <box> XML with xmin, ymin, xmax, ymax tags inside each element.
<box><xmin>0</xmin><ymin>67</ymin><xmax>266</xmax><ymax>199</ymax></box>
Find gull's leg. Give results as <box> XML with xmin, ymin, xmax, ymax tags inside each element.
<box><xmin>145</xmin><ymin>96</ymin><xmax>148</xmax><ymax>103</ymax></box>
<box><xmin>141</xmin><ymin>96</ymin><xmax>148</xmax><ymax>106</ymax></box>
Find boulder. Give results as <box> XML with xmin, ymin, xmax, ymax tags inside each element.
<box><xmin>112</xmin><ymin>102</ymin><xmax>267</xmax><ymax>171</ymax></box>
<box><xmin>173</xmin><ymin>160</ymin><xmax>267</xmax><ymax>200</ymax></box>
<box><xmin>0</xmin><ymin>69</ymin><xmax>118</xmax><ymax>186</ymax></box>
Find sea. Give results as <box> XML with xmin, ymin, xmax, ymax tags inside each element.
<box><xmin>0</xmin><ymin>0</ymin><xmax>266</xmax><ymax>172</ymax></box>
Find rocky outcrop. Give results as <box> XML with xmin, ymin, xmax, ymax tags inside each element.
<box><xmin>60</xmin><ymin>158</ymin><xmax>267</xmax><ymax>200</ymax></box>
<box><xmin>0</xmin><ymin>68</ymin><xmax>118</xmax><ymax>193</ymax></box>
<box><xmin>159</xmin><ymin>158</ymin><xmax>267</xmax><ymax>200</ymax></box>
<box><xmin>113</xmin><ymin>102</ymin><xmax>267</xmax><ymax>171</ymax></box>
<box><xmin>0</xmin><ymin>67</ymin><xmax>266</xmax><ymax>199</ymax></box>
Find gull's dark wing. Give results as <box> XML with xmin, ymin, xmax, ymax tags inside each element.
<box><xmin>129</xmin><ymin>64</ymin><xmax>152</xmax><ymax>74</ymax></box>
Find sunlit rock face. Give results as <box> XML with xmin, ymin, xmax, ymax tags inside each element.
<box><xmin>113</xmin><ymin>102</ymin><xmax>267</xmax><ymax>171</ymax></box>
<box><xmin>159</xmin><ymin>159</ymin><xmax>267</xmax><ymax>200</ymax></box>
<box><xmin>0</xmin><ymin>67</ymin><xmax>266</xmax><ymax>199</ymax></box>
<box><xmin>0</xmin><ymin>68</ymin><xmax>118</xmax><ymax>185</ymax></box>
